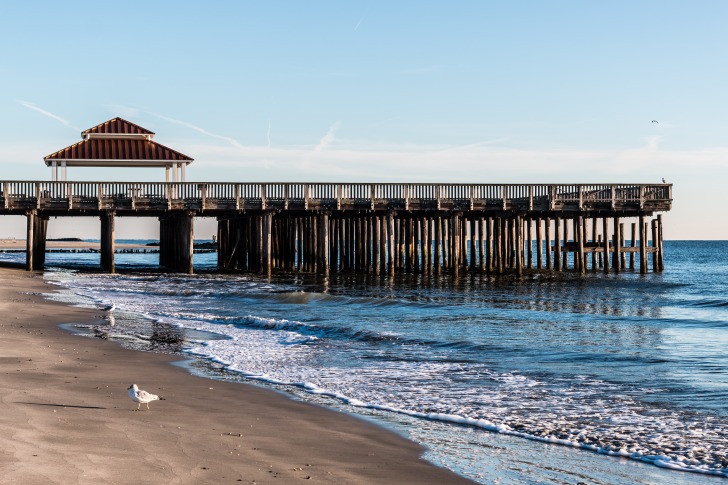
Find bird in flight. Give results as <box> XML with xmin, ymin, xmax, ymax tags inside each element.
<box><xmin>652</xmin><ymin>120</ymin><xmax>659</xmax><ymax>123</ymax></box>
<box><xmin>128</xmin><ymin>384</ymin><xmax>163</xmax><ymax>410</ymax></box>
<box><xmin>662</xmin><ymin>178</ymin><xmax>666</xmax><ymax>183</ymax></box>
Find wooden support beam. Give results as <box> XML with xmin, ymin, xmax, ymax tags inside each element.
<box><xmin>535</xmin><ymin>218</ymin><xmax>543</xmax><ymax>270</ymax></box>
<box><xmin>620</xmin><ymin>222</ymin><xmax>626</xmax><ymax>269</ymax></box>
<box><xmin>562</xmin><ymin>218</ymin><xmax>568</xmax><ymax>270</ymax></box>
<box><xmin>630</xmin><ymin>222</ymin><xmax>636</xmax><ymax>270</ymax></box>
<box><xmin>577</xmin><ymin>215</ymin><xmax>585</xmax><ymax>274</ymax></box>
<box><xmin>515</xmin><ymin>215</ymin><xmax>523</xmax><ymax>276</ymax></box>
<box><xmin>591</xmin><ymin>217</ymin><xmax>598</xmax><ymax>271</ymax></box>
<box><xmin>526</xmin><ymin>218</ymin><xmax>532</xmax><ymax>269</ymax></box>
<box><xmin>387</xmin><ymin>213</ymin><xmax>395</xmax><ymax>275</ymax></box>
<box><xmin>651</xmin><ymin>218</ymin><xmax>658</xmax><ymax>273</ymax></box>
<box><xmin>613</xmin><ymin>217</ymin><xmax>621</xmax><ymax>272</ymax></box>
<box><xmin>545</xmin><ymin>218</ymin><xmax>552</xmax><ymax>270</ymax></box>
<box><xmin>639</xmin><ymin>215</ymin><xmax>647</xmax><ymax>274</ymax></box>
<box><xmin>602</xmin><ymin>217</ymin><xmax>610</xmax><ymax>273</ymax></box>
<box><xmin>554</xmin><ymin>217</ymin><xmax>561</xmax><ymax>271</ymax></box>
<box><xmin>657</xmin><ymin>214</ymin><xmax>665</xmax><ymax>272</ymax></box>
<box><xmin>452</xmin><ymin>213</ymin><xmax>460</xmax><ymax>275</ymax></box>
<box><xmin>100</xmin><ymin>211</ymin><xmax>115</xmax><ymax>273</ymax></box>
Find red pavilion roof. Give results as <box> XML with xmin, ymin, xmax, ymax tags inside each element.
<box><xmin>44</xmin><ymin>117</ymin><xmax>193</xmax><ymax>166</ymax></box>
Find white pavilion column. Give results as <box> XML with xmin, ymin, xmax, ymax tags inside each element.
<box><xmin>61</xmin><ymin>161</ymin><xmax>67</xmax><ymax>181</ymax></box>
<box><xmin>165</xmin><ymin>165</ymin><xmax>171</xmax><ymax>182</ymax></box>
<box><xmin>172</xmin><ymin>163</ymin><xmax>178</xmax><ymax>182</ymax></box>
<box><xmin>181</xmin><ymin>163</ymin><xmax>186</xmax><ymax>182</ymax></box>
<box><xmin>51</xmin><ymin>162</ymin><xmax>57</xmax><ymax>181</ymax></box>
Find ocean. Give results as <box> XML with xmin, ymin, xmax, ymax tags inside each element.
<box><xmin>3</xmin><ymin>240</ymin><xmax>727</xmax><ymax>484</ymax></box>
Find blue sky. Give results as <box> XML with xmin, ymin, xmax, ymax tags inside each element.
<box><xmin>0</xmin><ymin>1</ymin><xmax>726</xmax><ymax>238</ymax></box>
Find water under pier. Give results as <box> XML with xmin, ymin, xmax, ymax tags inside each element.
<box><xmin>0</xmin><ymin>181</ymin><xmax>671</xmax><ymax>275</ymax></box>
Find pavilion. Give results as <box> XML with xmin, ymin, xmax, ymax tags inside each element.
<box><xmin>44</xmin><ymin>117</ymin><xmax>194</xmax><ymax>182</ymax></box>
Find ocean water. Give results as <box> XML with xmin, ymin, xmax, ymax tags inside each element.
<box><xmin>4</xmin><ymin>241</ymin><xmax>728</xmax><ymax>484</ymax></box>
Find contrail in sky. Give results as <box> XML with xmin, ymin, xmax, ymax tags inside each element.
<box><xmin>354</xmin><ymin>16</ymin><xmax>364</xmax><ymax>31</ymax></box>
<box><xmin>314</xmin><ymin>121</ymin><xmax>342</xmax><ymax>152</ymax></box>
<box><xmin>17</xmin><ymin>100</ymin><xmax>80</xmax><ymax>131</ymax></box>
<box><xmin>147</xmin><ymin>111</ymin><xmax>245</xmax><ymax>150</ymax></box>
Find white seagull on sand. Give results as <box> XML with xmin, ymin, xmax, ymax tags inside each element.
<box><xmin>128</xmin><ymin>384</ymin><xmax>163</xmax><ymax>410</ymax></box>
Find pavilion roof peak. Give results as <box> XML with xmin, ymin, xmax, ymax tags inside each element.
<box><xmin>82</xmin><ymin>117</ymin><xmax>155</xmax><ymax>140</ymax></box>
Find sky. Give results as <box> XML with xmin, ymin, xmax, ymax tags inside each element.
<box><xmin>0</xmin><ymin>1</ymin><xmax>726</xmax><ymax>239</ymax></box>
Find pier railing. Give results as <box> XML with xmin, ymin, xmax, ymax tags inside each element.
<box><xmin>0</xmin><ymin>182</ymin><xmax>672</xmax><ymax>213</ymax></box>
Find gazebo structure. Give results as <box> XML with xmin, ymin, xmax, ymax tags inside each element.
<box><xmin>44</xmin><ymin>117</ymin><xmax>193</xmax><ymax>182</ymax></box>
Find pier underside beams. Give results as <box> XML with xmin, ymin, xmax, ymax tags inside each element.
<box><xmin>217</xmin><ymin>210</ymin><xmax>665</xmax><ymax>276</ymax></box>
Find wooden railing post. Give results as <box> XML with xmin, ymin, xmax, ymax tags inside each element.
<box><xmin>502</xmin><ymin>186</ymin><xmax>507</xmax><ymax>210</ymax></box>
<box><xmin>260</xmin><ymin>184</ymin><xmax>267</xmax><ymax>210</ymax></box>
<box><xmin>234</xmin><ymin>184</ymin><xmax>240</xmax><ymax>210</ymax></box>
<box><xmin>639</xmin><ymin>185</ymin><xmax>645</xmax><ymax>209</ymax></box>
<box><xmin>611</xmin><ymin>186</ymin><xmax>617</xmax><ymax>209</ymax></box>
<box><xmin>578</xmin><ymin>185</ymin><xmax>583</xmax><ymax>210</ymax></box>
<box><xmin>528</xmin><ymin>185</ymin><xmax>533</xmax><ymax>211</ymax></box>
<box><xmin>200</xmin><ymin>183</ymin><xmax>207</xmax><ymax>211</ymax></box>
<box><xmin>370</xmin><ymin>184</ymin><xmax>376</xmax><ymax>210</ymax></box>
<box><xmin>304</xmin><ymin>184</ymin><xmax>310</xmax><ymax>209</ymax></box>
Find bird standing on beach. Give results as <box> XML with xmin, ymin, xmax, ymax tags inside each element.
<box><xmin>128</xmin><ymin>384</ymin><xmax>163</xmax><ymax>410</ymax></box>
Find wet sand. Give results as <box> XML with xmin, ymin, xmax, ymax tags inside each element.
<box><xmin>0</xmin><ymin>267</ymin><xmax>472</xmax><ymax>484</ymax></box>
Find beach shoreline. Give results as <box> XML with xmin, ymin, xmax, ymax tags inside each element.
<box><xmin>0</xmin><ymin>267</ymin><xmax>472</xmax><ymax>484</ymax></box>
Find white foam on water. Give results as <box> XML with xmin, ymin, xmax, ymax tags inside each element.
<box><xmin>42</xmin><ymin>269</ymin><xmax>728</xmax><ymax>480</ymax></box>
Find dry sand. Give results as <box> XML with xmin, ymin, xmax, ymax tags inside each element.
<box><xmin>0</xmin><ymin>267</ymin><xmax>473</xmax><ymax>484</ymax></box>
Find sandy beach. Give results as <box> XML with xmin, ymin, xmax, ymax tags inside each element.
<box><xmin>0</xmin><ymin>267</ymin><xmax>472</xmax><ymax>484</ymax></box>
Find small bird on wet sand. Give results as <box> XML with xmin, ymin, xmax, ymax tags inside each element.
<box><xmin>128</xmin><ymin>384</ymin><xmax>164</xmax><ymax>410</ymax></box>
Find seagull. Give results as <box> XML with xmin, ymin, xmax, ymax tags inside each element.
<box><xmin>662</xmin><ymin>178</ymin><xmax>666</xmax><ymax>183</ymax></box>
<box><xmin>128</xmin><ymin>384</ymin><xmax>163</xmax><ymax>410</ymax></box>
<box><xmin>652</xmin><ymin>120</ymin><xmax>659</xmax><ymax>123</ymax></box>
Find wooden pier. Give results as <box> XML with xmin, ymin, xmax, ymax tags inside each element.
<box><xmin>0</xmin><ymin>181</ymin><xmax>671</xmax><ymax>275</ymax></box>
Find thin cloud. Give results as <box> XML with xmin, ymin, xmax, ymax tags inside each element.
<box><xmin>354</xmin><ymin>16</ymin><xmax>364</xmax><ymax>31</ymax></box>
<box><xmin>17</xmin><ymin>101</ymin><xmax>81</xmax><ymax>131</ymax></box>
<box><xmin>147</xmin><ymin>111</ymin><xmax>246</xmax><ymax>151</ymax></box>
<box><xmin>314</xmin><ymin>121</ymin><xmax>342</xmax><ymax>152</ymax></box>
<box><xmin>267</xmin><ymin>119</ymin><xmax>272</xmax><ymax>148</ymax></box>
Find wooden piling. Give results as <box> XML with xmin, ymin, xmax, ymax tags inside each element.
<box><xmin>639</xmin><ymin>215</ymin><xmax>647</xmax><ymax>274</ymax></box>
<box><xmin>545</xmin><ymin>218</ymin><xmax>552</xmax><ymax>270</ymax></box>
<box><xmin>577</xmin><ymin>215</ymin><xmax>585</xmax><ymax>274</ymax></box>
<box><xmin>100</xmin><ymin>211</ymin><xmax>115</xmax><ymax>273</ymax></box>
<box><xmin>602</xmin><ymin>217</ymin><xmax>610</xmax><ymax>273</ymax></box>
<box><xmin>613</xmin><ymin>217</ymin><xmax>621</xmax><ymax>273</ymax></box>
<box><xmin>554</xmin><ymin>217</ymin><xmax>561</xmax><ymax>271</ymax></box>
<box><xmin>651</xmin><ymin>218</ymin><xmax>658</xmax><ymax>273</ymax></box>
<box><xmin>657</xmin><ymin>214</ymin><xmax>665</xmax><ymax>272</ymax></box>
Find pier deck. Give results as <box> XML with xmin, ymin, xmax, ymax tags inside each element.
<box><xmin>0</xmin><ymin>181</ymin><xmax>672</xmax><ymax>276</ymax></box>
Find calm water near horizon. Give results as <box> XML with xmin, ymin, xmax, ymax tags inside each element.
<box><xmin>2</xmin><ymin>241</ymin><xmax>727</xmax><ymax>484</ymax></box>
